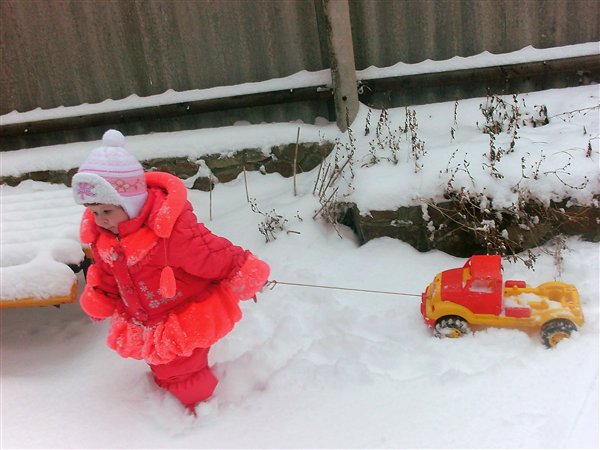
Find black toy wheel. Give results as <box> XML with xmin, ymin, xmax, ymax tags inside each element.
<box><xmin>541</xmin><ymin>319</ymin><xmax>577</xmax><ymax>348</ymax></box>
<box><xmin>434</xmin><ymin>316</ymin><xmax>470</xmax><ymax>339</ymax></box>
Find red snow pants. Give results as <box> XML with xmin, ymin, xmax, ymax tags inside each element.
<box><xmin>149</xmin><ymin>346</ymin><xmax>218</xmax><ymax>408</ymax></box>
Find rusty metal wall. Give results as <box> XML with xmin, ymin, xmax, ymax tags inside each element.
<box><xmin>349</xmin><ymin>0</ymin><xmax>599</xmax><ymax>68</ymax></box>
<box><xmin>1</xmin><ymin>0</ymin><xmax>598</xmax><ymax>138</ymax></box>
<box><xmin>349</xmin><ymin>0</ymin><xmax>600</xmax><ymax>107</ymax></box>
<box><xmin>0</xmin><ymin>0</ymin><xmax>327</xmax><ymax>115</ymax></box>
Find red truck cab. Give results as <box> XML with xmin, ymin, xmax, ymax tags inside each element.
<box><xmin>440</xmin><ymin>255</ymin><xmax>503</xmax><ymax>316</ymax></box>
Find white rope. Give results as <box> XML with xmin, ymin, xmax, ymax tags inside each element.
<box><xmin>265</xmin><ymin>280</ymin><xmax>421</xmax><ymax>298</ymax></box>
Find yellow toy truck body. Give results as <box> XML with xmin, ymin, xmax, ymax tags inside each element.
<box><xmin>420</xmin><ymin>255</ymin><xmax>583</xmax><ymax>347</ymax></box>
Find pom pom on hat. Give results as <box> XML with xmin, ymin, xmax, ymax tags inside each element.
<box><xmin>72</xmin><ymin>130</ymin><xmax>148</xmax><ymax>219</ymax></box>
<box><xmin>102</xmin><ymin>129</ymin><xmax>126</xmax><ymax>147</ymax></box>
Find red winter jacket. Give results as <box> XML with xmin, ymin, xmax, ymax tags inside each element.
<box><xmin>79</xmin><ymin>172</ymin><xmax>268</xmax><ymax>364</ymax></box>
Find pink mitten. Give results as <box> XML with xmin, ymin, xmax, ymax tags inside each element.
<box><xmin>79</xmin><ymin>285</ymin><xmax>117</xmax><ymax>320</ymax></box>
<box><xmin>227</xmin><ymin>254</ymin><xmax>270</xmax><ymax>300</ymax></box>
<box><xmin>79</xmin><ymin>265</ymin><xmax>117</xmax><ymax>320</ymax></box>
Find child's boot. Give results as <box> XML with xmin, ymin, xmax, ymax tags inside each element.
<box><xmin>149</xmin><ymin>346</ymin><xmax>218</xmax><ymax>410</ymax></box>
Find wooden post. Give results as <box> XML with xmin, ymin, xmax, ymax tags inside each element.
<box><xmin>293</xmin><ymin>127</ymin><xmax>300</xmax><ymax>196</ymax></box>
<box><xmin>321</xmin><ymin>0</ymin><xmax>359</xmax><ymax>132</ymax></box>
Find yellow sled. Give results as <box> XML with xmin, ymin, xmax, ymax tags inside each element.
<box><xmin>0</xmin><ymin>280</ymin><xmax>79</xmax><ymax>309</ymax></box>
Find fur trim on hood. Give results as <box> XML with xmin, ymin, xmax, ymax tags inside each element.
<box><xmin>80</xmin><ymin>172</ymin><xmax>187</xmax><ymax>244</ymax></box>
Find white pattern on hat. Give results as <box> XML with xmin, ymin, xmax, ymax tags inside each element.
<box><xmin>72</xmin><ymin>130</ymin><xmax>148</xmax><ymax>218</ymax></box>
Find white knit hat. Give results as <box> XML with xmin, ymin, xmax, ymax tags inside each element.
<box><xmin>72</xmin><ymin>129</ymin><xmax>148</xmax><ymax>218</ymax></box>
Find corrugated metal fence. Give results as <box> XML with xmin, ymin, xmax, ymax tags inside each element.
<box><xmin>1</xmin><ymin>0</ymin><xmax>598</xmax><ymax>149</ymax></box>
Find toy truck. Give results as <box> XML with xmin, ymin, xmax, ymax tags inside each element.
<box><xmin>420</xmin><ymin>255</ymin><xmax>583</xmax><ymax>347</ymax></box>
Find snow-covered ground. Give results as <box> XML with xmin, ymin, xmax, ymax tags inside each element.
<box><xmin>1</xmin><ymin>43</ymin><xmax>599</xmax><ymax>448</ymax></box>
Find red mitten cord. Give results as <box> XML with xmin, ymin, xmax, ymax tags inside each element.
<box><xmin>227</xmin><ymin>254</ymin><xmax>270</xmax><ymax>301</ymax></box>
<box><xmin>80</xmin><ymin>265</ymin><xmax>118</xmax><ymax>320</ymax></box>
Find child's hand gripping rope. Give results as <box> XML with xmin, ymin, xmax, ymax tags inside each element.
<box><xmin>226</xmin><ymin>254</ymin><xmax>270</xmax><ymax>302</ymax></box>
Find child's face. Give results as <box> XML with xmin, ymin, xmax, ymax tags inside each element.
<box><xmin>87</xmin><ymin>204</ymin><xmax>129</xmax><ymax>234</ymax></box>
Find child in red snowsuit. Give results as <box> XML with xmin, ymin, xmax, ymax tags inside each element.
<box><xmin>72</xmin><ymin>129</ymin><xmax>269</xmax><ymax>412</ymax></box>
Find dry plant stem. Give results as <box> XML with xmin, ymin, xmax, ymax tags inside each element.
<box><xmin>209</xmin><ymin>179</ymin><xmax>213</xmax><ymax>221</ymax></box>
<box><xmin>321</xmin><ymin>156</ymin><xmax>351</xmax><ymax>200</ymax></box>
<box><xmin>317</xmin><ymin>162</ymin><xmax>332</xmax><ymax>198</ymax></box>
<box><xmin>249</xmin><ymin>198</ymin><xmax>296</xmax><ymax>242</ymax></box>
<box><xmin>551</xmin><ymin>105</ymin><xmax>600</xmax><ymax>119</ymax></box>
<box><xmin>313</xmin><ymin>187</ymin><xmax>339</xmax><ymax>220</ymax></box>
<box><xmin>313</xmin><ymin>159</ymin><xmax>324</xmax><ymax>195</ymax></box>
<box><xmin>243</xmin><ymin>165</ymin><xmax>249</xmax><ymax>202</ymax></box>
<box><xmin>293</xmin><ymin>127</ymin><xmax>300</xmax><ymax>196</ymax></box>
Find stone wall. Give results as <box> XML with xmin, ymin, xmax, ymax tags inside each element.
<box><xmin>0</xmin><ymin>141</ymin><xmax>335</xmax><ymax>189</ymax></box>
<box><xmin>340</xmin><ymin>198</ymin><xmax>600</xmax><ymax>257</ymax></box>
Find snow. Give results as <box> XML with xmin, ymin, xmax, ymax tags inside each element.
<box><xmin>1</xmin><ymin>43</ymin><xmax>600</xmax><ymax>448</ymax></box>
<box><xmin>0</xmin><ymin>246</ymin><xmax>78</xmax><ymax>301</ymax></box>
<box><xmin>505</xmin><ymin>292</ymin><xmax>539</xmax><ymax>307</ymax></box>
